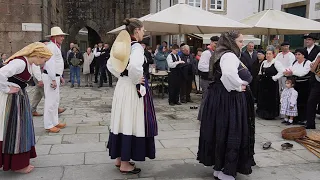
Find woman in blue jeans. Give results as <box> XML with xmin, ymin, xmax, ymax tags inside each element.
<box><xmin>68</xmin><ymin>45</ymin><xmax>83</xmax><ymax>87</ymax></box>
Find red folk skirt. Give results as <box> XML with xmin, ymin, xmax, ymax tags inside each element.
<box><xmin>0</xmin><ymin>142</ymin><xmax>37</xmax><ymax>171</ymax></box>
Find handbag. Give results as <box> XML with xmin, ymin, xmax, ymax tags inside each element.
<box><xmin>70</xmin><ymin>57</ymin><xmax>80</xmax><ymax>66</ymax></box>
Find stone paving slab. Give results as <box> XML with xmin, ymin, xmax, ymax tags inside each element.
<box><xmin>85</xmin><ymin>151</ymin><xmax>114</xmax><ymax>165</ymax></box>
<box><xmin>160</xmin><ymin>138</ymin><xmax>199</xmax><ymax>148</ymax></box>
<box><xmin>62</xmin><ymin>134</ymin><xmax>99</xmax><ymax>144</ymax></box>
<box><xmin>155</xmin><ymin>130</ymin><xmax>199</xmax><ymax>140</ymax></box>
<box><xmin>99</xmin><ymin>133</ymin><xmax>109</xmax><ymax>142</ymax></box>
<box><xmin>254</xmin><ymin>151</ymin><xmax>308</xmax><ymax>167</ymax></box>
<box><xmin>0</xmin><ymin>167</ymin><xmax>63</xmax><ymax>180</ymax></box>
<box><xmin>37</xmin><ymin>135</ymin><xmax>63</xmax><ymax>145</ymax></box>
<box><xmin>35</xmin><ymin>145</ymin><xmax>52</xmax><ymax>155</ymax></box>
<box><xmin>1</xmin><ymin>82</ymin><xmax>319</xmax><ymax>180</ymax></box>
<box><xmin>31</xmin><ymin>153</ymin><xmax>84</xmax><ymax>167</ymax></box>
<box><xmin>50</xmin><ymin>142</ymin><xmax>107</xmax><ymax>154</ymax></box>
<box><xmin>170</xmin><ymin>122</ymin><xmax>200</xmax><ymax>130</ymax></box>
<box><xmin>77</xmin><ymin>126</ymin><xmax>109</xmax><ymax>134</ymax></box>
<box><xmin>152</xmin><ymin>148</ymin><xmax>196</xmax><ymax>160</ymax></box>
<box><xmin>62</xmin><ymin>164</ymin><xmax>138</xmax><ymax>180</ymax></box>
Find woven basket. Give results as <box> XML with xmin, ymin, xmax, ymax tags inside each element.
<box><xmin>281</xmin><ymin>127</ymin><xmax>307</xmax><ymax>140</ymax></box>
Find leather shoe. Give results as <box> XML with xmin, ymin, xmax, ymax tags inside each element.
<box><xmin>46</xmin><ymin>127</ymin><xmax>60</xmax><ymax>133</ymax></box>
<box><xmin>55</xmin><ymin>123</ymin><xmax>66</xmax><ymax>129</ymax></box>
<box><xmin>304</xmin><ymin>125</ymin><xmax>316</xmax><ymax>129</ymax></box>
<box><xmin>58</xmin><ymin>108</ymin><xmax>66</xmax><ymax>114</ymax></box>
<box><xmin>32</xmin><ymin>111</ymin><xmax>43</xmax><ymax>116</ymax></box>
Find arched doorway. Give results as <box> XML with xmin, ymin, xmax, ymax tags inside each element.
<box><xmin>75</xmin><ymin>26</ymin><xmax>101</xmax><ymax>52</ymax></box>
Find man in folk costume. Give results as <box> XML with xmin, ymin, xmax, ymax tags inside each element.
<box><xmin>197</xmin><ymin>36</ymin><xmax>219</xmax><ymax>121</ymax></box>
<box><xmin>166</xmin><ymin>44</ymin><xmax>186</xmax><ymax>106</ymax></box>
<box><xmin>43</xmin><ymin>27</ymin><xmax>68</xmax><ymax>133</ymax></box>
<box><xmin>31</xmin><ymin>40</ymin><xmax>66</xmax><ymax>116</ymax></box>
<box><xmin>304</xmin><ymin>33</ymin><xmax>320</xmax><ymax>116</ymax></box>
<box><xmin>275</xmin><ymin>42</ymin><xmax>295</xmax><ymax>93</ymax></box>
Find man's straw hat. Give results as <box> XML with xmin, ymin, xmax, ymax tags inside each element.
<box><xmin>45</xmin><ymin>27</ymin><xmax>69</xmax><ymax>37</ymax></box>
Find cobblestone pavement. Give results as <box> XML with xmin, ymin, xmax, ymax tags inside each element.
<box><xmin>0</xmin><ymin>74</ymin><xmax>320</xmax><ymax>180</ymax></box>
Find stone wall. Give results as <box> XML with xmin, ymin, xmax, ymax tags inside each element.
<box><xmin>0</xmin><ymin>0</ymin><xmax>64</xmax><ymax>55</ymax></box>
<box><xmin>64</xmin><ymin>0</ymin><xmax>150</xmax><ymax>49</ymax></box>
<box><xmin>0</xmin><ymin>0</ymin><xmax>149</xmax><ymax>55</ymax></box>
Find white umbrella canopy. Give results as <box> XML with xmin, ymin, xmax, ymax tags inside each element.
<box><xmin>108</xmin><ymin>3</ymin><xmax>250</xmax><ymax>35</ymax></box>
<box><xmin>239</xmin><ymin>9</ymin><xmax>320</xmax><ymax>35</ymax></box>
<box><xmin>108</xmin><ymin>14</ymin><xmax>162</xmax><ymax>35</ymax></box>
<box><xmin>142</xmin><ymin>3</ymin><xmax>251</xmax><ymax>34</ymax></box>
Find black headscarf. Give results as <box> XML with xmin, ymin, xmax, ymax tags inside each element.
<box><xmin>209</xmin><ymin>30</ymin><xmax>241</xmax><ymax>78</ymax></box>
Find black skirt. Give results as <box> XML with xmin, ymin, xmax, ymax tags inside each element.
<box><xmin>245</xmin><ymin>87</ymin><xmax>256</xmax><ymax>166</ymax></box>
<box><xmin>256</xmin><ymin>76</ymin><xmax>280</xmax><ymax>119</ymax></box>
<box><xmin>197</xmin><ymin>82</ymin><xmax>253</xmax><ymax>177</ymax></box>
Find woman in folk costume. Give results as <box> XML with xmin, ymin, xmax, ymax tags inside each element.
<box><xmin>197</xmin><ymin>31</ymin><xmax>255</xmax><ymax>180</ymax></box>
<box><xmin>83</xmin><ymin>47</ymin><xmax>94</xmax><ymax>87</ymax></box>
<box><xmin>0</xmin><ymin>42</ymin><xmax>52</xmax><ymax>173</ymax></box>
<box><xmin>107</xmin><ymin>18</ymin><xmax>157</xmax><ymax>174</ymax></box>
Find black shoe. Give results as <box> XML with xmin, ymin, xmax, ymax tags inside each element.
<box><xmin>70</xmin><ymin>84</ymin><xmax>74</xmax><ymax>88</ymax></box>
<box><xmin>281</xmin><ymin>120</ymin><xmax>288</xmax><ymax>124</ymax></box>
<box><xmin>109</xmin><ymin>84</ymin><xmax>113</xmax><ymax>87</ymax></box>
<box><xmin>98</xmin><ymin>85</ymin><xmax>102</xmax><ymax>88</ymax></box>
<box><xmin>285</xmin><ymin>121</ymin><xmax>293</xmax><ymax>126</ymax></box>
<box><xmin>296</xmin><ymin>121</ymin><xmax>306</xmax><ymax>125</ymax></box>
<box><xmin>305</xmin><ymin>125</ymin><xmax>316</xmax><ymax>129</ymax></box>
<box><xmin>94</xmin><ymin>81</ymin><xmax>98</xmax><ymax>83</ymax></box>
<box><xmin>175</xmin><ymin>102</ymin><xmax>182</xmax><ymax>105</ymax></box>
<box><xmin>181</xmin><ymin>100</ymin><xmax>187</xmax><ymax>103</ymax></box>
<box><xmin>169</xmin><ymin>103</ymin><xmax>175</xmax><ymax>106</ymax></box>
<box><xmin>187</xmin><ymin>99</ymin><xmax>194</xmax><ymax>103</ymax></box>
<box><xmin>120</xmin><ymin>167</ymin><xmax>141</xmax><ymax>174</ymax></box>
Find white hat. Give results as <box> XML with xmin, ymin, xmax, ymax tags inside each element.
<box><xmin>109</xmin><ymin>30</ymin><xmax>131</xmax><ymax>73</ymax></box>
<box><xmin>45</xmin><ymin>27</ymin><xmax>69</xmax><ymax>37</ymax></box>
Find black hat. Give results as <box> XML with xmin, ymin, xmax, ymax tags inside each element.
<box><xmin>98</xmin><ymin>40</ymin><xmax>103</xmax><ymax>44</ymax></box>
<box><xmin>294</xmin><ymin>48</ymin><xmax>308</xmax><ymax>57</ymax></box>
<box><xmin>281</xmin><ymin>41</ymin><xmax>290</xmax><ymax>46</ymax></box>
<box><xmin>257</xmin><ymin>49</ymin><xmax>265</xmax><ymax>54</ymax></box>
<box><xmin>303</xmin><ymin>33</ymin><xmax>319</xmax><ymax>40</ymax></box>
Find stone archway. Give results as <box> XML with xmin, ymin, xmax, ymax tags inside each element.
<box><xmin>67</xmin><ymin>20</ymin><xmax>101</xmax><ymax>50</ymax></box>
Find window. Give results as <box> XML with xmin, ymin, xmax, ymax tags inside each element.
<box><xmin>210</xmin><ymin>0</ymin><xmax>224</xmax><ymax>11</ymax></box>
<box><xmin>188</xmin><ymin>0</ymin><xmax>201</xmax><ymax>8</ymax></box>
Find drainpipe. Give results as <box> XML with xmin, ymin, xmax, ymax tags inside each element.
<box><xmin>262</xmin><ymin>0</ymin><xmax>265</xmax><ymax>10</ymax></box>
<box><xmin>206</xmin><ymin>0</ymin><xmax>208</xmax><ymax>11</ymax></box>
<box><xmin>258</xmin><ymin>0</ymin><xmax>261</xmax><ymax>12</ymax></box>
<box><xmin>41</xmin><ymin>0</ymin><xmax>44</xmax><ymax>39</ymax></box>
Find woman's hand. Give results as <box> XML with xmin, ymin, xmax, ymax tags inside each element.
<box><xmin>139</xmin><ymin>77</ymin><xmax>145</xmax><ymax>84</ymax></box>
<box><xmin>8</xmin><ymin>86</ymin><xmax>20</xmax><ymax>94</ymax></box>
<box><xmin>241</xmin><ymin>85</ymin><xmax>246</xmax><ymax>91</ymax></box>
<box><xmin>283</xmin><ymin>69</ymin><xmax>292</xmax><ymax>76</ymax></box>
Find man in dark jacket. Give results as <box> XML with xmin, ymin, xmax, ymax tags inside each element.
<box><xmin>180</xmin><ymin>44</ymin><xmax>197</xmax><ymax>103</ymax></box>
<box><xmin>240</xmin><ymin>42</ymin><xmax>257</xmax><ymax>72</ymax></box>
<box><xmin>99</xmin><ymin>43</ymin><xmax>111</xmax><ymax>88</ymax></box>
<box><xmin>141</xmin><ymin>42</ymin><xmax>154</xmax><ymax>79</ymax></box>
<box><xmin>304</xmin><ymin>33</ymin><xmax>320</xmax><ymax>123</ymax></box>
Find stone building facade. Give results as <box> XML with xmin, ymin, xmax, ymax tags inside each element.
<box><xmin>0</xmin><ymin>0</ymin><xmax>150</xmax><ymax>55</ymax></box>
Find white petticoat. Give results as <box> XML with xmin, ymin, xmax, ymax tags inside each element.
<box><xmin>109</xmin><ymin>76</ymin><xmax>145</xmax><ymax>137</ymax></box>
